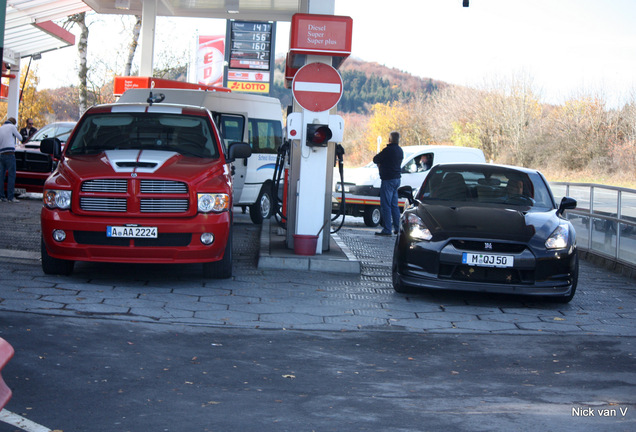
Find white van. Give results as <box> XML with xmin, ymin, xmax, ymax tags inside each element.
<box><xmin>118</xmin><ymin>88</ymin><xmax>283</xmax><ymax>224</ymax></box>
<box><xmin>333</xmin><ymin>145</ymin><xmax>486</xmax><ymax>226</ymax></box>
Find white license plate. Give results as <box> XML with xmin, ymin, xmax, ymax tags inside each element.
<box><xmin>107</xmin><ymin>226</ymin><xmax>158</xmax><ymax>238</ymax></box>
<box><xmin>462</xmin><ymin>252</ymin><xmax>514</xmax><ymax>268</ymax></box>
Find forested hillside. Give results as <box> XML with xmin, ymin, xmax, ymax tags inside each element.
<box><xmin>3</xmin><ymin>57</ymin><xmax>634</xmax><ymax>187</ymax></box>
<box><xmin>270</xmin><ymin>57</ymin><xmax>443</xmax><ymax>113</ymax></box>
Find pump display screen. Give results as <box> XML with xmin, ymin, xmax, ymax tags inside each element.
<box><xmin>228</xmin><ymin>21</ymin><xmax>273</xmax><ymax>70</ymax></box>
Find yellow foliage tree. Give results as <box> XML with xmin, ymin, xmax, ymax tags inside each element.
<box><xmin>364</xmin><ymin>101</ymin><xmax>412</xmax><ymax>154</ymax></box>
<box><xmin>0</xmin><ymin>65</ymin><xmax>53</xmax><ymax>129</ymax></box>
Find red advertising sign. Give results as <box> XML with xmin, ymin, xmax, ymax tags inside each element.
<box><xmin>196</xmin><ymin>36</ymin><xmax>225</xmax><ymax>87</ymax></box>
<box><xmin>113</xmin><ymin>77</ymin><xmax>230</xmax><ymax>96</ymax></box>
<box><xmin>290</xmin><ymin>14</ymin><xmax>352</xmax><ymax>56</ymax></box>
<box><xmin>292</xmin><ymin>62</ymin><xmax>343</xmax><ymax>112</ymax></box>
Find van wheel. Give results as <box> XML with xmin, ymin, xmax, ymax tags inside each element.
<box><xmin>363</xmin><ymin>206</ymin><xmax>382</xmax><ymax>227</ymax></box>
<box><xmin>41</xmin><ymin>239</ymin><xmax>74</xmax><ymax>275</ymax></box>
<box><xmin>202</xmin><ymin>230</ymin><xmax>233</xmax><ymax>279</ymax></box>
<box><xmin>250</xmin><ymin>184</ymin><xmax>273</xmax><ymax>225</ymax></box>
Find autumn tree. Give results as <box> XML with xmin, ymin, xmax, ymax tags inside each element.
<box><xmin>0</xmin><ymin>66</ymin><xmax>53</xmax><ymax>127</ymax></box>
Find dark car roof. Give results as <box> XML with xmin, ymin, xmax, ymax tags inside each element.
<box><xmin>430</xmin><ymin>162</ymin><xmax>541</xmax><ymax>175</ymax></box>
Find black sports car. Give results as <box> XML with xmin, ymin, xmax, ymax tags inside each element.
<box><xmin>392</xmin><ymin>163</ymin><xmax>579</xmax><ymax>302</ymax></box>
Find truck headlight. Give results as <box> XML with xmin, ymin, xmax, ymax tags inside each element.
<box><xmin>198</xmin><ymin>193</ymin><xmax>230</xmax><ymax>213</ymax></box>
<box><xmin>44</xmin><ymin>190</ymin><xmax>72</xmax><ymax>210</ymax></box>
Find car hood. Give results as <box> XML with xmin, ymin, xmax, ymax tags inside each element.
<box><xmin>59</xmin><ymin>150</ymin><xmax>226</xmax><ymax>184</ymax></box>
<box><xmin>418</xmin><ymin>203</ymin><xmax>559</xmax><ymax>243</ymax></box>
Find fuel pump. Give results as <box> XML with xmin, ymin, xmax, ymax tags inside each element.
<box><xmin>282</xmin><ymin>13</ymin><xmax>352</xmax><ymax>255</ymax></box>
<box><xmin>272</xmin><ymin>139</ymin><xmax>290</xmax><ymax>228</ymax></box>
<box><xmin>285</xmin><ymin>111</ymin><xmax>344</xmax><ymax>253</ymax></box>
<box><xmin>331</xmin><ymin>143</ymin><xmax>346</xmax><ymax>233</ymax></box>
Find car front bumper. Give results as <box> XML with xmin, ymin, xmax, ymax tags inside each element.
<box><xmin>394</xmin><ymin>237</ymin><xmax>577</xmax><ymax>298</ymax></box>
<box><xmin>41</xmin><ymin>207</ymin><xmax>231</xmax><ymax>264</ymax></box>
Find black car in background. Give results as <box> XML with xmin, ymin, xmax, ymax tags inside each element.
<box><xmin>14</xmin><ymin>121</ymin><xmax>76</xmax><ymax>194</ymax></box>
<box><xmin>392</xmin><ymin>163</ymin><xmax>579</xmax><ymax>302</ymax></box>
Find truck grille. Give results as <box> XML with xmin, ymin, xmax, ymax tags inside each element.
<box><xmin>82</xmin><ymin>179</ymin><xmax>128</xmax><ymax>193</ymax></box>
<box><xmin>140</xmin><ymin>180</ymin><xmax>187</xmax><ymax>194</ymax></box>
<box><xmin>140</xmin><ymin>199</ymin><xmax>188</xmax><ymax>213</ymax></box>
<box><xmin>78</xmin><ymin>179</ymin><xmax>190</xmax><ymax>213</ymax></box>
<box><xmin>15</xmin><ymin>151</ymin><xmax>53</xmax><ymax>173</ymax></box>
<box><xmin>80</xmin><ymin>197</ymin><xmax>127</xmax><ymax>212</ymax></box>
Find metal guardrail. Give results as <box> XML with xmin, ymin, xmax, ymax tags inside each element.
<box><xmin>551</xmin><ymin>182</ymin><xmax>636</xmax><ymax>271</ymax></box>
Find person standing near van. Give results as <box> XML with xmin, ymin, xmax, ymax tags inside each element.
<box><xmin>0</xmin><ymin>117</ymin><xmax>24</xmax><ymax>203</ymax></box>
<box><xmin>373</xmin><ymin>131</ymin><xmax>404</xmax><ymax>236</ymax></box>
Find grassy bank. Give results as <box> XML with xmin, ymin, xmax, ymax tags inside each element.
<box><xmin>542</xmin><ymin>169</ymin><xmax>636</xmax><ymax>190</ymax></box>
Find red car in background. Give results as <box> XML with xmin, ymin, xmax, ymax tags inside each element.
<box><xmin>14</xmin><ymin>121</ymin><xmax>76</xmax><ymax>194</ymax></box>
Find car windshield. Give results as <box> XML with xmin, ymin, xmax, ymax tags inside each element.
<box><xmin>31</xmin><ymin>123</ymin><xmax>75</xmax><ymax>142</ymax></box>
<box><xmin>417</xmin><ymin>166</ymin><xmax>555</xmax><ymax>210</ymax></box>
<box><xmin>66</xmin><ymin>113</ymin><xmax>219</xmax><ymax>159</ymax></box>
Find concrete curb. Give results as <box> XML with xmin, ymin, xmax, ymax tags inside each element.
<box><xmin>257</xmin><ymin>217</ymin><xmax>361</xmax><ymax>274</ymax></box>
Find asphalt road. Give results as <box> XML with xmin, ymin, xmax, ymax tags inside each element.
<box><xmin>0</xmin><ymin>195</ymin><xmax>635</xmax><ymax>432</ymax></box>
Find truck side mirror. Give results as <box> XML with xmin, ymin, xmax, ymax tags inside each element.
<box><xmin>40</xmin><ymin>137</ymin><xmax>62</xmax><ymax>159</ymax></box>
<box><xmin>226</xmin><ymin>142</ymin><xmax>252</xmax><ymax>163</ymax></box>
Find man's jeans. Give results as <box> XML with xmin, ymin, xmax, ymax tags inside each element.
<box><xmin>0</xmin><ymin>153</ymin><xmax>17</xmax><ymax>200</ymax></box>
<box><xmin>380</xmin><ymin>177</ymin><xmax>401</xmax><ymax>233</ymax></box>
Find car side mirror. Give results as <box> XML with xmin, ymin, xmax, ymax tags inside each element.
<box><xmin>40</xmin><ymin>137</ymin><xmax>62</xmax><ymax>159</ymax></box>
<box><xmin>226</xmin><ymin>142</ymin><xmax>252</xmax><ymax>163</ymax></box>
<box><xmin>398</xmin><ymin>185</ymin><xmax>415</xmax><ymax>205</ymax></box>
<box><xmin>558</xmin><ymin>196</ymin><xmax>577</xmax><ymax>216</ymax></box>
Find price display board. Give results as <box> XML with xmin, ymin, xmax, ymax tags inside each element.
<box><xmin>228</xmin><ymin>21</ymin><xmax>273</xmax><ymax>70</ymax></box>
<box><xmin>224</xmin><ymin>20</ymin><xmax>276</xmax><ymax>94</ymax></box>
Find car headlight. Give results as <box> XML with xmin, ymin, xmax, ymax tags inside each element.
<box><xmin>546</xmin><ymin>224</ymin><xmax>569</xmax><ymax>249</ymax></box>
<box><xmin>405</xmin><ymin>213</ymin><xmax>432</xmax><ymax>241</ymax></box>
<box><xmin>44</xmin><ymin>190</ymin><xmax>72</xmax><ymax>210</ymax></box>
<box><xmin>198</xmin><ymin>193</ymin><xmax>230</xmax><ymax>213</ymax></box>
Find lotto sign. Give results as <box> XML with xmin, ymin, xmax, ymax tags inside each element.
<box><xmin>196</xmin><ymin>36</ymin><xmax>225</xmax><ymax>87</ymax></box>
<box><xmin>292</xmin><ymin>63</ymin><xmax>343</xmax><ymax>112</ymax></box>
<box><xmin>228</xmin><ymin>81</ymin><xmax>270</xmax><ymax>93</ymax></box>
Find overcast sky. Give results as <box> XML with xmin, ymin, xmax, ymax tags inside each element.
<box><xmin>34</xmin><ymin>0</ymin><xmax>635</xmax><ymax>108</ymax></box>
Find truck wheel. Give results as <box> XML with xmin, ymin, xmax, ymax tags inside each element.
<box><xmin>363</xmin><ymin>206</ymin><xmax>382</xmax><ymax>227</ymax></box>
<box><xmin>41</xmin><ymin>239</ymin><xmax>74</xmax><ymax>276</ymax></box>
<box><xmin>202</xmin><ymin>230</ymin><xmax>233</xmax><ymax>279</ymax></box>
<box><xmin>250</xmin><ymin>184</ymin><xmax>273</xmax><ymax>225</ymax></box>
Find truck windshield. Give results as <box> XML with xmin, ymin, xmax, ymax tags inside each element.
<box><xmin>66</xmin><ymin>112</ymin><xmax>219</xmax><ymax>159</ymax></box>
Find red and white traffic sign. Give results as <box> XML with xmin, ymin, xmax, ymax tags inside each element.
<box><xmin>292</xmin><ymin>63</ymin><xmax>343</xmax><ymax>112</ymax></box>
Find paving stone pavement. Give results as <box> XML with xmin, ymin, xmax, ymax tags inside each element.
<box><xmin>1</xmin><ymin>195</ymin><xmax>636</xmax><ymax>336</ymax></box>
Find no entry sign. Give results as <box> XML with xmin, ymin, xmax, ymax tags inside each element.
<box><xmin>292</xmin><ymin>62</ymin><xmax>343</xmax><ymax>112</ymax></box>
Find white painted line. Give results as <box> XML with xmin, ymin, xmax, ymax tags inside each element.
<box><xmin>294</xmin><ymin>81</ymin><xmax>341</xmax><ymax>93</ymax></box>
<box><xmin>0</xmin><ymin>409</ymin><xmax>53</xmax><ymax>432</ymax></box>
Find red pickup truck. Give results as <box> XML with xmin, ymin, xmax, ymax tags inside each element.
<box><xmin>40</xmin><ymin>98</ymin><xmax>251</xmax><ymax>278</ymax></box>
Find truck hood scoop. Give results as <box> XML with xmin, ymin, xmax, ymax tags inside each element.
<box><xmin>104</xmin><ymin>150</ymin><xmax>177</xmax><ymax>174</ymax></box>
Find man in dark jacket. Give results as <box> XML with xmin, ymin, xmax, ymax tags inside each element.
<box><xmin>19</xmin><ymin>118</ymin><xmax>37</xmax><ymax>143</ymax></box>
<box><xmin>373</xmin><ymin>131</ymin><xmax>404</xmax><ymax>235</ymax></box>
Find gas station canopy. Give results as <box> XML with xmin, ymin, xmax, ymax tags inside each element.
<box><xmin>4</xmin><ymin>0</ymin><xmax>91</xmax><ymax>60</ymax></box>
<box><xmin>5</xmin><ymin>0</ymin><xmax>307</xmax><ymax>61</ymax></box>
<box><xmin>84</xmin><ymin>0</ymin><xmax>306</xmax><ymax>21</ymax></box>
